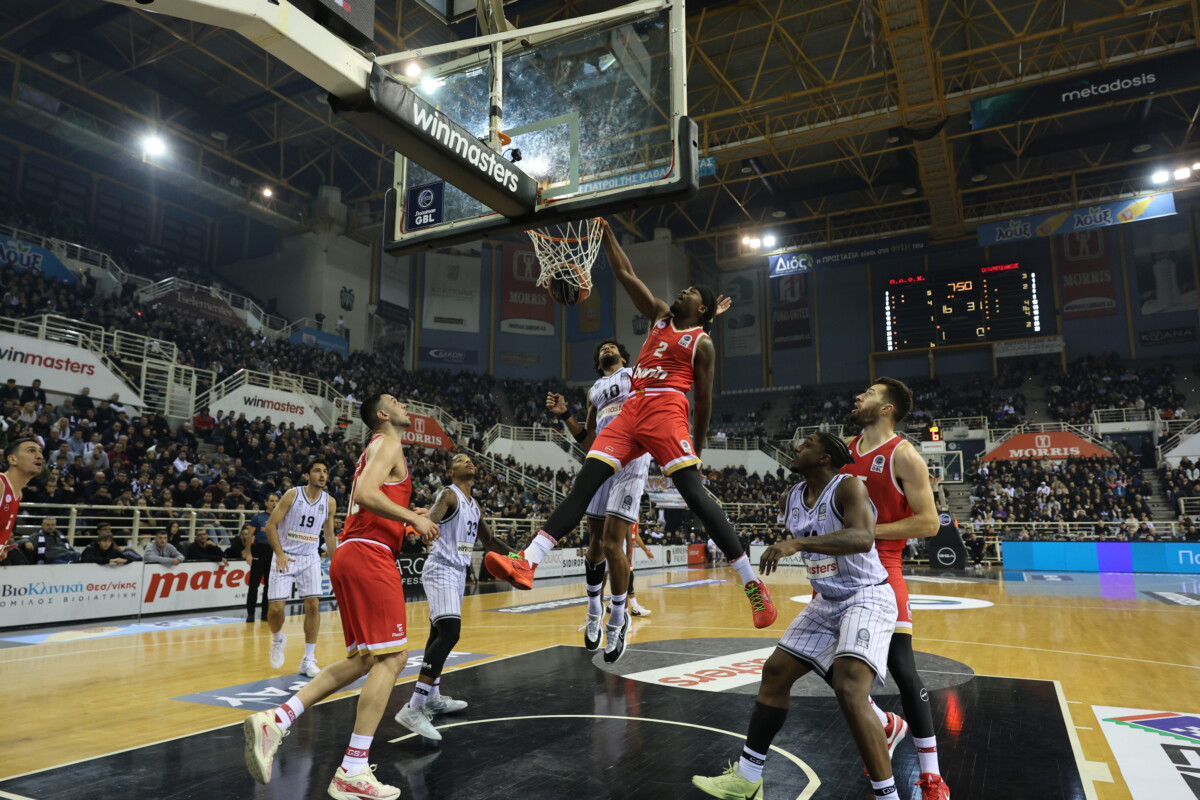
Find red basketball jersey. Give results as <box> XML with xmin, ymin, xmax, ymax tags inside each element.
<box><xmin>630</xmin><ymin>317</ymin><xmax>708</xmax><ymax>394</ymax></box>
<box><xmin>0</xmin><ymin>472</ymin><xmax>19</xmax><ymax>551</ymax></box>
<box><xmin>840</xmin><ymin>433</ymin><xmax>911</xmax><ymax>569</ymax></box>
<box><xmin>340</xmin><ymin>434</ymin><xmax>413</xmax><ymax>554</ymax></box>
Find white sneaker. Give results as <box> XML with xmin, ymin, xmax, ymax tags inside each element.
<box><xmin>298</xmin><ymin>657</ymin><xmax>320</xmax><ymax>678</ymax></box>
<box><xmin>630</xmin><ymin>603</ymin><xmax>652</xmax><ymax>617</ymax></box>
<box><xmin>243</xmin><ymin>710</ymin><xmax>287</xmax><ymax>784</ymax></box>
<box><xmin>327</xmin><ymin>764</ymin><xmax>400</xmax><ymax>800</ymax></box>
<box><xmin>269</xmin><ymin>634</ymin><xmax>286</xmax><ymax>670</ymax></box>
<box><xmin>394</xmin><ymin>703</ymin><xmax>443</xmax><ymax>741</ymax></box>
<box><xmin>580</xmin><ymin>613</ymin><xmax>602</xmax><ymax>651</ymax></box>
<box><xmin>426</xmin><ymin>694</ymin><xmax>468</xmax><ymax>715</ymax></box>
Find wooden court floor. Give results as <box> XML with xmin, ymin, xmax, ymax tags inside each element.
<box><xmin>0</xmin><ymin>563</ymin><xmax>1196</xmax><ymax>799</ymax></box>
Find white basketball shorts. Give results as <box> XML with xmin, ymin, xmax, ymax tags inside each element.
<box><xmin>422</xmin><ymin>555</ymin><xmax>466</xmax><ymax>622</ymax></box>
<box><xmin>586</xmin><ymin>453</ymin><xmax>651</xmax><ymax>523</ymax></box>
<box><xmin>268</xmin><ymin>551</ymin><xmax>324</xmax><ymax>601</ymax></box>
<box><xmin>776</xmin><ymin>583</ymin><xmax>897</xmax><ymax>684</ymax></box>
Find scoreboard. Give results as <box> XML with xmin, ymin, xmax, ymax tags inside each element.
<box><xmin>882</xmin><ymin>262</ymin><xmax>1043</xmax><ymax>351</ymax></box>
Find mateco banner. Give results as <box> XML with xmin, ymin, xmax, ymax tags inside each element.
<box><xmin>983</xmin><ymin>431</ymin><xmax>1115</xmax><ymax>461</ymax></box>
<box><xmin>0</xmin><ymin>331</ymin><xmax>143</xmax><ymax>406</ymax></box>
<box><xmin>206</xmin><ymin>384</ymin><xmax>327</xmax><ymax>429</ymax></box>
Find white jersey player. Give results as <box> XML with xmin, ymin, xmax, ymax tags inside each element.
<box><xmin>693</xmin><ymin>432</ymin><xmax>901</xmax><ymax>800</ymax></box>
<box><xmin>264</xmin><ymin>459</ymin><xmax>338</xmax><ymax>678</ymax></box>
<box><xmin>547</xmin><ymin>338</ymin><xmax>651</xmax><ymax>663</ymax></box>
<box><xmin>396</xmin><ymin>453</ymin><xmax>509</xmax><ymax>740</ymax></box>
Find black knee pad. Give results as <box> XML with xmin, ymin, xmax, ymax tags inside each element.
<box><xmin>422</xmin><ymin>616</ymin><xmax>462</xmax><ymax>675</ymax></box>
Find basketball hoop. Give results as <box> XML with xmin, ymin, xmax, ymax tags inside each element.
<box><xmin>526</xmin><ymin>217</ymin><xmax>604</xmax><ymax>294</ymax></box>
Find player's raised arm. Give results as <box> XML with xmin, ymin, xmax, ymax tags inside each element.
<box><xmin>691</xmin><ymin>335</ymin><xmax>716</xmax><ymax>457</ymax></box>
<box><xmin>602</xmin><ymin>220</ymin><xmax>670</xmax><ymax>321</ymax></box>
<box><xmin>874</xmin><ymin>441</ymin><xmax>939</xmax><ymax>540</ymax></box>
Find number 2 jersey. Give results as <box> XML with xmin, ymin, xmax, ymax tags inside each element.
<box><xmin>783</xmin><ymin>474</ymin><xmax>885</xmax><ymax>599</ymax></box>
<box><xmin>428</xmin><ymin>484</ymin><xmax>480</xmax><ymax>568</ymax></box>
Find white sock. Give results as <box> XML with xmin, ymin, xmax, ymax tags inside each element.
<box><xmin>729</xmin><ymin>554</ymin><xmax>757</xmax><ymax>586</ymax></box>
<box><xmin>272</xmin><ymin>631</ymin><xmax>285</xmax><ymax>644</ymax></box>
<box><xmin>524</xmin><ymin>532</ymin><xmax>556</xmax><ymax>566</ymax></box>
<box><xmin>273</xmin><ymin>696</ymin><xmax>305</xmax><ymax>731</ymax></box>
<box><xmin>586</xmin><ymin>581</ymin><xmax>605</xmax><ymax>616</ymax></box>
<box><xmin>737</xmin><ymin>745</ymin><xmax>767</xmax><ymax>782</ymax></box>
<box><xmin>303</xmin><ymin>643</ymin><xmax>316</xmax><ymax>661</ymax></box>
<box><xmin>608</xmin><ymin>593</ymin><xmax>627</xmax><ymax>628</ymax></box>
<box><xmin>914</xmin><ymin>736</ymin><xmax>940</xmax><ymax>775</ymax></box>
<box><xmin>431</xmin><ymin>678</ymin><xmax>441</xmax><ymax>701</ymax></box>
<box><xmin>870</xmin><ymin>776</ymin><xmax>898</xmax><ymax>796</ymax></box>
<box><xmin>409</xmin><ymin>680</ymin><xmax>433</xmax><ymax>708</ymax></box>
<box><xmin>341</xmin><ymin>733</ymin><xmax>372</xmax><ymax>774</ymax></box>
<box><xmin>868</xmin><ymin>697</ymin><xmax>888</xmax><ymax>726</ymax></box>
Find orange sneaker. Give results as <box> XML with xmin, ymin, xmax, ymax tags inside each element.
<box><xmin>484</xmin><ymin>551</ymin><xmax>535</xmax><ymax>590</ymax></box>
<box><xmin>744</xmin><ymin>580</ymin><xmax>777</xmax><ymax>628</ymax></box>
<box><xmin>916</xmin><ymin>773</ymin><xmax>950</xmax><ymax>800</ymax></box>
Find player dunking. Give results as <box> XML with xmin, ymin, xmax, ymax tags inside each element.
<box><xmin>263</xmin><ymin>458</ymin><xmax>337</xmax><ymax>677</ymax></box>
<box><xmin>395</xmin><ymin>453</ymin><xmax>509</xmax><ymax>740</ymax></box>
<box><xmin>1</xmin><ymin>438</ymin><xmax>44</xmax><ymax>563</ymax></box>
<box><xmin>243</xmin><ymin>395</ymin><xmax>439</xmax><ymax>800</ymax></box>
<box><xmin>545</xmin><ymin>338</ymin><xmax>659</xmax><ymax>660</ymax></box>
<box><xmin>487</xmin><ymin>219</ymin><xmax>778</xmax><ymax>655</ymax></box>
<box><xmin>693</xmin><ymin>432</ymin><xmax>898</xmax><ymax>799</ymax></box>
<box><xmin>842</xmin><ymin>378</ymin><xmax>950</xmax><ymax>800</ymax></box>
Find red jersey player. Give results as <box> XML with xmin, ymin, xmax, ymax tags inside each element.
<box><xmin>1</xmin><ymin>438</ymin><xmax>45</xmax><ymax>563</ymax></box>
<box><xmin>243</xmin><ymin>394</ymin><xmax>439</xmax><ymax>800</ymax></box>
<box><xmin>487</xmin><ymin>218</ymin><xmax>778</xmax><ymax>663</ymax></box>
<box><xmin>841</xmin><ymin>377</ymin><xmax>950</xmax><ymax>800</ymax></box>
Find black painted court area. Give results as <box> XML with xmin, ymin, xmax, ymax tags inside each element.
<box><xmin>0</xmin><ymin>646</ymin><xmax>1087</xmax><ymax>799</ymax></box>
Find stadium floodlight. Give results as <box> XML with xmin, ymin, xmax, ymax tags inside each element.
<box><xmin>1151</xmin><ymin>170</ymin><xmax>1169</xmax><ymax>184</ymax></box>
<box><xmin>1173</xmin><ymin>167</ymin><xmax>1190</xmax><ymax>181</ymax></box>
<box><xmin>762</xmin><ymin>235</ymin><xmax>776</xmax><ymax>248</ymax></box>
<box><xmin>262</xmin><ymin>187</ymin><xmax>274</xmax><ymax>198</ymax></box>
<box><xmin>143</xmin><ymin>135</ymin><xmax>166</xmax><ymax>157</ymax></box>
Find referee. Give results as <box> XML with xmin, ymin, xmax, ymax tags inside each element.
<box><xmin>244</xmin><ymin>493</ymin><xmax>277</xmax><ymax>623</ymax></box>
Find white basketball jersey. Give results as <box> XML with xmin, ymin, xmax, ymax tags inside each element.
<box><xmin>279</xmin><ymin>487</ymin><xmax>329</xmax><ymax>556</ymax></box>
<box><xmin>590</xmin><ymin>366</ymin><xmax>633</xmax><ymax>434</ymax></box>
<box><xmin>430</xmin><ymin>484</ymin><xmax>480</xmax><ymax>568</ymax></box>
<box><xmin>784</xmin><ymin>474</ymin><xmax>886</xmax><ymax>599</ymax></box>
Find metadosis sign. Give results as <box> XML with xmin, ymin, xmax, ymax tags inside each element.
<box><xmin>206</xmin><ymin>384</ymin><xmax>326</xmax><ymax>429</ymax></box>
<box><xmin>0</xmin><ymin>332</ymin><xmax>143</xmax><ymax>406</ymax></box>
<box><xmin>982</xmin><ymin>431</ymin><xmax>1114</xmax><ymax>461</ymax></box>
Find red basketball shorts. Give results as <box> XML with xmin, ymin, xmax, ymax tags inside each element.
<box><xmin>330</xmin><ymin>538</ymin><xmax>409</xmax><ymax>657</ymax></box>
<box><xmin>883</xmin><ymin>566</ymin><xmax>913</xmax><ymax>632</ymax></box>
<box><xmin>588</xmin><ymin>392</ymin><xmax>701</xmax><ymax>476</ymax></box>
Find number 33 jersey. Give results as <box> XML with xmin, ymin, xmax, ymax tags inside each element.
<box><xmin>429</xmin><ymin>484</ymin><xmax>480</xmax><ymax>568</ymax></box>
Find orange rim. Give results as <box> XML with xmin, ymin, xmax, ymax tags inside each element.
<box><xmin>498</xmin><ymin>131</ymin><xmax>512</xmax><ymax>146</ymax></box>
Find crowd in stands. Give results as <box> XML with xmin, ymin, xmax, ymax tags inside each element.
<box><xmin>1045</xmin><ymin>354</ymin><xmax>1189</xmax><ymax>424</ymax></box>
<box><xmin>1161</xmin><ymin>456</ymin><xmax>1200</xmax><ymax>509</ymax></box>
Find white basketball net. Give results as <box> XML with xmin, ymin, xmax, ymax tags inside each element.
<box><xmin>526</xmin><ymin>217</ymin><xmax>604</xmax><ymax>292</ymax></box>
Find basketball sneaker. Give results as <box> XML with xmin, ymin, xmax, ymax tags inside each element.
<box><xmin>744</xmin><ymin>580</ymin><xmax>777</xmax><ymax>628</ymax></box>
<box><xmin>581</xmin><ymin>613</ymin><xmax>602</xmax><ymax>651</ymax></box>
<box><xmin>691</xmin><ymin>763</ymin><xmax>764</xmax><ymax>800</ymax></box>
<box><xmin>425</xmin><ymin>694</ymin><xmax>468</xmax><ymax>715</ymax></box>
<box><xmin>864</xmin><ymin>711</ymin><xmax>910</xmax><ymax>776</ymax></box>
<box><xmin>629</xmin><ymin>602</ymin><xmax>652</xmax><ymax>616</ymax></box>
<box><xmin>394</xmin><ymin>704</ymin><xmax>443</xmax><ymax>741</ymax></box>
<box><xmin>243</xmin><ymin>710</ymin><xmax>287</xmax><ymax>784</ymax></box>
<box><xmin>484</xmin><ymin>550</ymin><xmax>535</xmax><ymax>590</ymax></box>
<box><xmin>916</xmin><ymin>773</ymin><xmax>950</xmax><ymax>799</ymax></box>
<box><xmin>269</xmin><ymin>634</ymin><xmax>286</xmax><ymax>670</ymax></box>
<box><xmin>327</xmin><ymin>764</ymin><xmax>400</xmax><ymax>800</ymax></box>
<box><xmin>298</xmin><ymin>657</ymin><xmax>320</xmax><ymax>678</ymax></box>
<box><xmin>602</xmin><ymin>614</ymin><xmax>630</xmax><ymax>664</ymax></box>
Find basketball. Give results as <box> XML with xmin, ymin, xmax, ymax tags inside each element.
<box><xmin>547</xmin><ymin>276</ymin><xmax>591</xmax><ymax>306</ymax></box>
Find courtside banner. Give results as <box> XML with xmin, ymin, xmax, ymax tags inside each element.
<box><xmin>499</xmin><ymin>243</ymin><xmax>555</xmax><ymax>336</ymax></box>
<box><xmin>0</xmin><ymin>331</ymin><xmax>144</xmax><ymax>406</ymax></box>
<box><xmin>206</xmin><ymin>383</ymin><xmax>326</xmax><ymax>429</ymax></box>
<box><xmin>983</xmin><ymin>431</ymin><xmax>1114</xmax><ymax>461</ymax></box>
<box><xmin>976</xmin><ymin>193</ymin><xmax>1175</xmax><ymax>246</ymax></box>
<box><xmin>0</xmin><ymin>563</ymin><xmax>141</xmax><ymax>627</ymax></box>
<box><xmin>971</xmin><ymin>50</ymin><xmax>1200</xmax><ymax>130</ymax></box>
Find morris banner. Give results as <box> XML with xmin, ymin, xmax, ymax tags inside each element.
<box><xmin>983</xmin><ymin>431</ymin><xmax>1114</xmax><ymax>461</ymax></box>
<box><xmin>499</xmin><ymin>243</ymin><xmax>555</xmax><ymax>336</ymax></box>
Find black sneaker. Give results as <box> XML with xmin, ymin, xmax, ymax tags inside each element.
<box><xmin>603</xmin><ymin>614</ymin><xmax>630</xmax><ymax>664</ymax></box>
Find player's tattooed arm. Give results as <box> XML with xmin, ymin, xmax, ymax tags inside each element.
<box><xmin>602</xmin><ymin>219</ymin><xmax>671</xmax><ymax>321</ymax></box>
<box><xmin>427</xmin><ymin>486</ymin><xmax>457</xmax><ymax>525</ymax></box>
<box><xmin>475</xmin><ymin>516</ymin><xmax>510</xmax><ymax>555</ymax></box>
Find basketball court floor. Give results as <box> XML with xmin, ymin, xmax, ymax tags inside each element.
<box><xmin>1</xmin><ymin>562</ymin><xmax>1196</xmax><ymax>799</ymax></box>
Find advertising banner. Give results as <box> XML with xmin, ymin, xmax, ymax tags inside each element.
<box><xmin>0</xmin><ymin>563</ymin><xmax>142</xmax><ymax>627</ymax></box>
<box><xmin>402</xmin><ymin>413</ymin><xmax>455</xmax><ymax>450</ymax></box>
<box><xmin>993</xmin><ymin>336</ymin><xmax>1065</xmax><ymax>358</ymax></box>
<box><xmin>720</xmin><ymin>269</ymin><xmax>762</xmax><ymax>357</ymax></box>
<box><xmin>289</xmin><ymin>327</ymin><xmax>349</xmax><ymax>358</ymax></box>
<box><xmin>1128</xmin><ymin>214</ymin><xmax>1198</xmax><ymax>316</ymax></box>
<box><xmin>971</xmin><ymin>50</ymin><xmax>1200</xmax><ymax>130</ymax></box>
<box><xmin>499</xmin><ymin>243</ymin><xmax>555</xmax><ymax>336</ymax></box>
<box><xmin>1095</xmin><ymin>705</ymin><xmax>1200</xmax><ymax>800</ymax></box>
<box><xmin>1057</xmin><ymin>229</ymin><xmax>1117</xmax><ymax>319</ymax></box>
<box><xmin>566</xmin><ymin>252</ymin><xmax>614</xmax><ymax>342</ymax></box>
<box><xmin>0</xmin><ymin>233</ymin><xmax>79</xmax><ymax>283</ymax></box>
<box><xmin>1139</xmin><ymin>326</ymin><xmax>1196</xmax><ymax>347</ymax></box>
<box><xmin>977</xmin><ymin>193</ymin><xmax>1175</xmax><ymax>246</ymax></box>
<box><xmin>207</xmin><ymin>383</ymin><xmax>325</xmax><ymax>429</ymax></box>
<box><xmin>0</xmin><ymin>332</ymin><xmax>144</xmax><ymax>406</ymax></box>
<box><xmin>421</xmin><ymin>252</ymin><xmax>481</xmax><ymax>333</ymax></box>
<box><xmin>982</xmin><ymin>431</ymin><xmax>1114</xmax><ymax>461</ymax></box>
<box><xmin>141</xmin><ymin>562</ymin><xmax>254</xmax><ymax>615</ymax></box>
<box><xmin>418</xmin><ymin>346</ymin><xmax>478</xmax><ymax>366</ymax></box>
<box><xmin>769</xmin><ymin>272</ymin><xmax>812</xmax><ymax>350</ymax></box>
<box><xmin>159</xmin><ymin>288</ymin><xmax>245</xmax><ymax>327</ymax></box>
<box><xmin>768</xmin><ymin>234</ymin><xmax>927</xmax><ymax>277</ymax></box>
